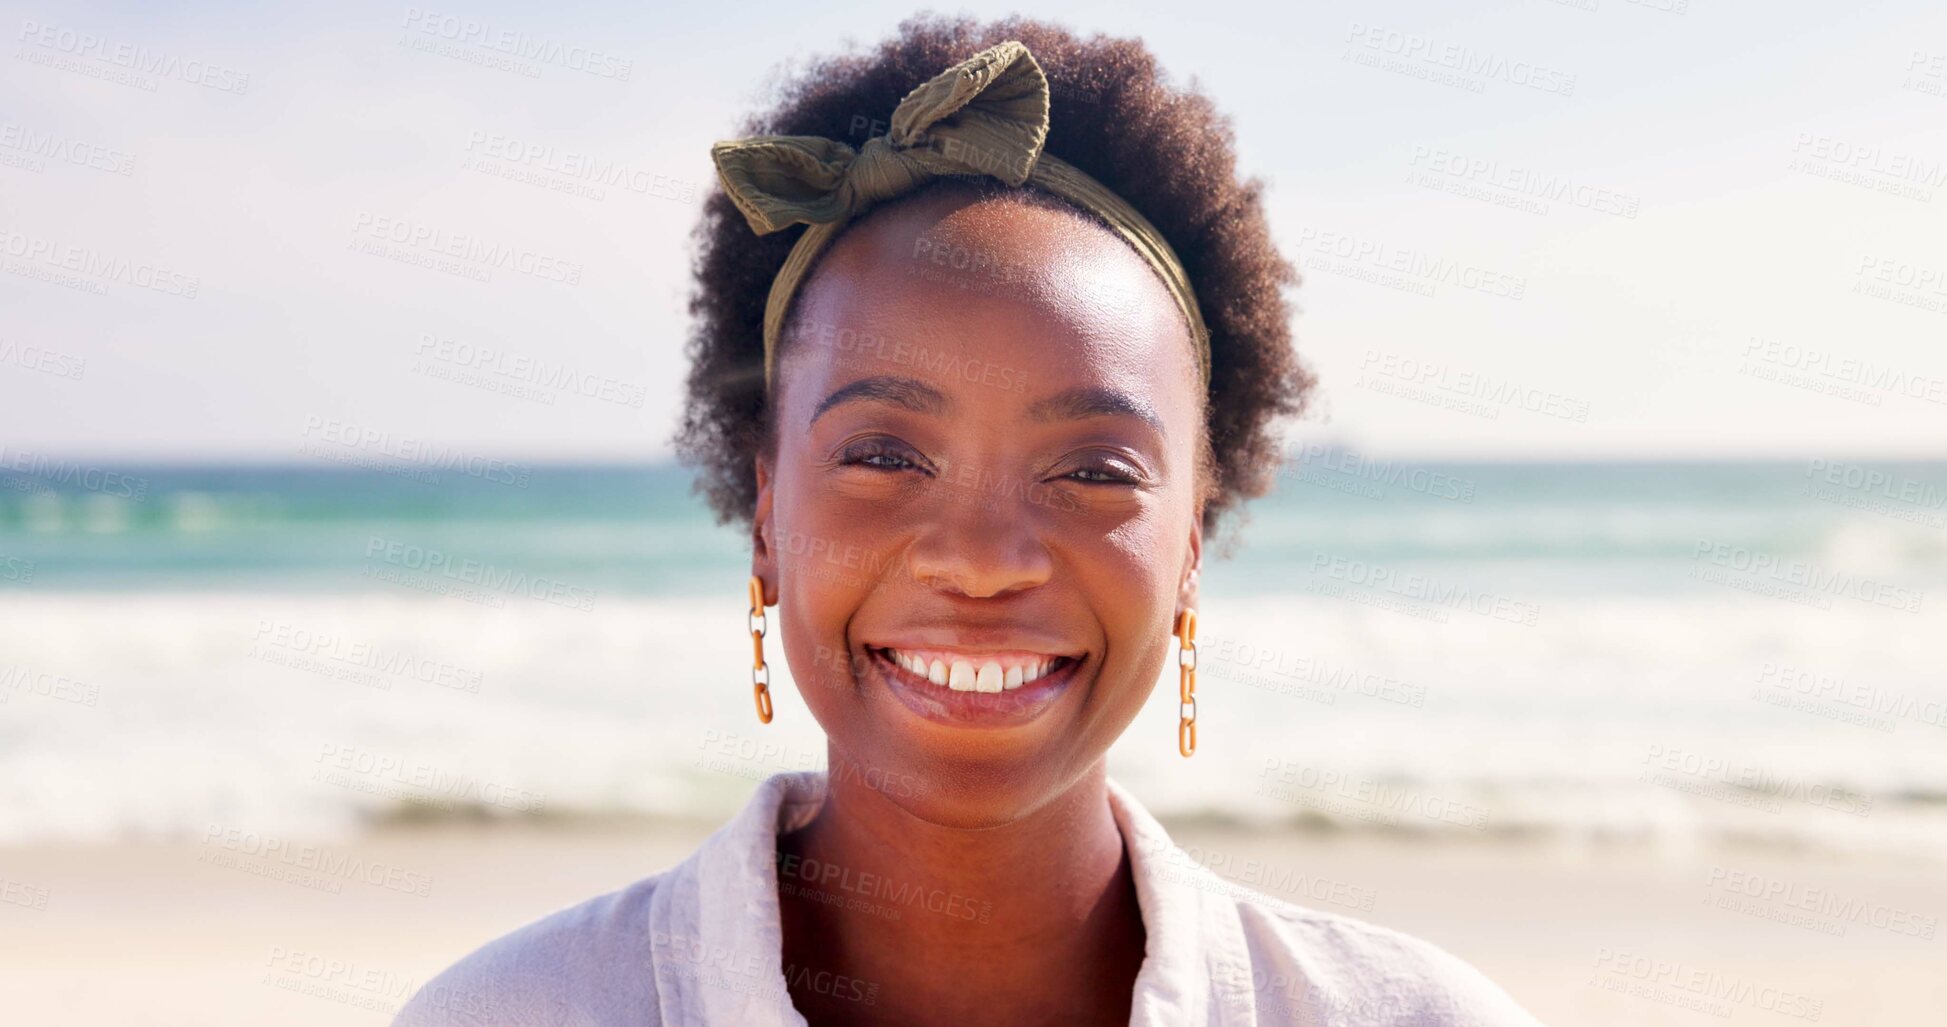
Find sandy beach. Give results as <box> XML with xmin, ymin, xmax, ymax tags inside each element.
<box><xmin>2</xmin><ymin>820</ymin><xmax>1939</xmax><ymax>1026</ymax></box>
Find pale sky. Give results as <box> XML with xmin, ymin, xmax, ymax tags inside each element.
<box><xmin>2</xmin><ymin>0</ymin><xmax>1944</xmax><ymax>462</ymax></box>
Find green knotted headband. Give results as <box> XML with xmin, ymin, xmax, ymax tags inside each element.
<box><xmin>709</xmin><ymin>40</ymin><xmax>1211</xmax><ymax>391</ymax></box>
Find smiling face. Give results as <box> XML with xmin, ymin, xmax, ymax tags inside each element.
<box><xmin>753</xmin><ymin>181</ymin><xmax>1205</xmax><ymax>827</ymax></box>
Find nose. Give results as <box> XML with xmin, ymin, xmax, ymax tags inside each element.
<box><xmin>904</xmin><ymin>478</ymin><xmax>1055</xmax><ymax>599</ymax></box>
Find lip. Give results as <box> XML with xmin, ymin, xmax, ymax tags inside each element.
<box><xmin>864</xmin><ymin>645</ymin><xmax>1081</xmax><ymax>728</ymax></box>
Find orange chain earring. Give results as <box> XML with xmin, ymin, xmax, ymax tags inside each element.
<box><xmin>748</xmin><ymin>575</ymin><xmax>773</xmax><ymax>724</ymax></box>
<box><xmin>1176</xmin><ymin>608</ymin><xmax>1198</xmax><ymax>757</ymax></box>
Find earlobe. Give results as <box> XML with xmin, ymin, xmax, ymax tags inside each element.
<box><xmin>1178</xmin><ymin>514</ymin><xmax>1203</xmax><ymax>613</ymax></box>
<box><xmin>751</xmin><ymin>456</ymin><xmax>777</xmax><ymax>606</ymax></box>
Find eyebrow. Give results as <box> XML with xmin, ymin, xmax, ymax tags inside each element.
<box><xmin>809</xmin><ymin>375</ymin><xmax>950</xmax><ymax>427</ymax></box>
<box><xmin>808</xmin><ymin>377</ymin><xmax>1164</xmax><ymax>434</ymax></box>
<box><xmin>1027</xmin><ymin>385</ymin><xmax>1163</xmax><ymax>433</ymax></box>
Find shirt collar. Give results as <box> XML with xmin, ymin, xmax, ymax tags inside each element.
<box><xmin>660</xmin><ymin>771</ymin><xmax>1254</xmax><ymax>1026</ymax></box>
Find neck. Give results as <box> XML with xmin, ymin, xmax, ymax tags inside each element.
<box><xmin>776</xmin><ymin>751</ymin><xmax>1146</xmax><ymax>1027</ymax></box>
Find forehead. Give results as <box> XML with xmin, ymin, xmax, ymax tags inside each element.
<box><xmin>776</xmin><ymin>183</ymin><xmax>1200</xmax><ymax>408</ymax></box>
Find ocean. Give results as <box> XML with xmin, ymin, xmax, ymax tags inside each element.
<box><xmin>2</xmin><ymin>455</ymin><xmax>1943</xmax><ymax>860</ymax></box>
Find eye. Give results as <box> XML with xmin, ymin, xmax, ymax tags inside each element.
<box><xmin>837</xmin><ymin>437</ymin><xmax>928</xmax><ymax>473</ymax></box>
<box><xmin>1062</xmin><ymin>456</ymin><xmax>1144</xmax><ymax>486</ymax></box>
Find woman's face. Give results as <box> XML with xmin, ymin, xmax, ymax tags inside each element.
<box><xmin>755</xmin><ymin>183</ymin><xmax>1204</xmax><ymax>827</ymax></box>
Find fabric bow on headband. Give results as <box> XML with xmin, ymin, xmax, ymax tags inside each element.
<box><xmin>708</xmin><ymin>40</ymin><xmax>1211</xmax><ymax>390</ymax></box>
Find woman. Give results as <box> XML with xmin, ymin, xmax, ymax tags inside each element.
<box><xmin>398</xmin><ymin>16</ymin><xmax>1544</xmax><ymax>1027</ymax></box>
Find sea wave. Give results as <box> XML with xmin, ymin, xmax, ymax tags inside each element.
<box><xmin>2</xmin><ymin>589</ymin><xmax>1941</xmax><ymax>862</ymax></box>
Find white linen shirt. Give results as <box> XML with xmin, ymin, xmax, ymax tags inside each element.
<box><xmin>395</xmin><ymin>771</ymin><xmax>1545</xmax><ymax>1026</ymax></box>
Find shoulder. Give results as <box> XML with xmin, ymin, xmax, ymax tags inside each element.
<box><xmin>1107</xmin><ymin>779</ymin><xmax>1543</xmax><ymax>1025</ymax></box>
<box><xmin>1223</xmin><ymin>894</ymin><xmax>1546</xmax><ymax>1026</ymax></box>
<box><xmin>391</xmin><ymin>873</ymin><xmax>667</xmax><ymax>1027</ymax></box>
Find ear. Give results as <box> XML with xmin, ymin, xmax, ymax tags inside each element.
<box><xmin>751</xmin><ymin>453</ymin><xmax>778</xmax><ymax>606</ymax></box>
<box><xmin>1177</xmin><ymin>508</ymin><xmax>1203</xmax><ymax>618</ymax></box>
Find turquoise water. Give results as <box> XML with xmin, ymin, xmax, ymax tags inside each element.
<box><xmin>5</xmin><ymin>458</ymin><xmax>1942</xmax><ymax>593</ymax></box>
<box><xmin>2</xmin><ymin>457</ymin><xmax>1943</xmax><ymax>853</ymax></box>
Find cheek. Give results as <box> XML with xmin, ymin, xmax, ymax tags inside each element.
<box><xmin>1090</xmin><ymin>515</ymin><xmax>1182</xmax><ymax>678</ymax></box>
<box><xmin>769</xmin><ymin>460</ymin><xmax>900</xmax><ymax>704</ymax></box>
<box><xmin>1097</xmin><ymin>514</ymin><xmax>1172</xmax><ymax>595</ymax></box>
<box><xmin>775</xmin><ymin>566</ymin><xmax>866</xmax><ymax>722</ymax></box>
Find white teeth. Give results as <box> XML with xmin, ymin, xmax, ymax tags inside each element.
<box><xmin>887</xmin><ymin>650</ymin><xmax>1065</xmax><ymax>691</ymax></box>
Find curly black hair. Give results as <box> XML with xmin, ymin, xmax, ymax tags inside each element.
<box><xmin>674</xmin><ymin>13</ymin><xmax>1312</xmax><ymax>539</ymax></box>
